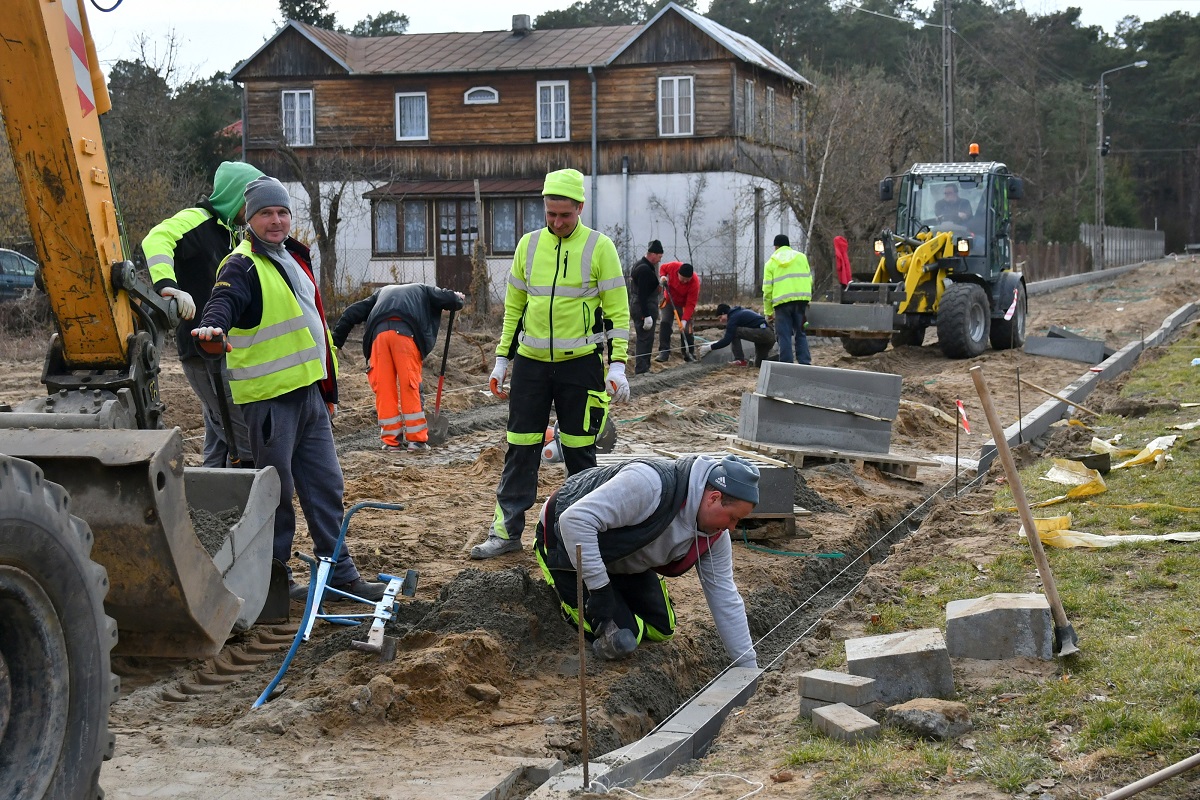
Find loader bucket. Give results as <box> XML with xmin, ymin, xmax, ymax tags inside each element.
<box><xmin>0</xmin><ymin>428</ymin><xmax>280</xmax><ymax>659</ymax></box>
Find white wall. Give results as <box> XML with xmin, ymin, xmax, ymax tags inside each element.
<box><xmin>288</xmin><ymin>172</ymin><xmax>803</xmax><ymax>302</ymax></box>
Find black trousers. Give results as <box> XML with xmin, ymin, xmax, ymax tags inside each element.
<box><xmin>491</xmin><ymin>353</ymin><xmax>607</xmax><ymax>541</ymax></box>
<box><xmin>731</xmin><ymin>325</ymin><xmax>776</xmax><ymax>364</ymax></box>
<box><xmin>658</xmin><ymin>299</ymin><xmax>695</xmax><ymax>360</ymax></box>
<box><xmin>634</xmin><ymin>317</ymin><xmax>656</xmax><ymax>374</ymax></box>
<box><xmin>533</xmin><ymin>493</ymin><xmax>675</xmax><ymax>642</ymax></box>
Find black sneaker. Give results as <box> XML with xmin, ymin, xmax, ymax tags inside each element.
<box><xmin>332</xmin><ymin>577</ymin><xmax>387</xmax><ymax>602</ymax></box>
<box><xmin>654</xmin><ymin>353</ymin><xmax>669</xmax><ymax>362</ymax></box>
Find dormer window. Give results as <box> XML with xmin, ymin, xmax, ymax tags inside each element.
<box><xmin>465</xmin><ymin>86</ymin><xmax>499</xmax><ymax>105</ymax></box>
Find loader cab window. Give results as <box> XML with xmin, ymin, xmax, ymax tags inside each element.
<box><xmin>906</xmin><ymin>177</ymin><xmax>985</xmax><ymax>245</ymax></box>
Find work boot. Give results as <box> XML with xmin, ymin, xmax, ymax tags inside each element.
<box><xmin>592</xmin><ymin>621</ymin><xmax>638</xmax><ymax>660</ymax></box>
<box><xmin>654</xmin><ymin>353</ymin><xmax>669</xmax><ymax>362</ymax></box>
<box><xmin>288</xmin><ymin>581</ymin><xmax>309</xmax><ymax>603</ymax></box>
<box><xmin>470</xmin><ymin>535</ymin><xmax>522</xmax><ymax>559</ymax></box>
<box><xmin>332</xmin><ymin>577</ymin><xmax>388</xmax><ymax>602</ymax></box>
<box><xmin>683</xmin><ymin>352</ymin><xmax>695</xmax><ymax>363</ymax></box>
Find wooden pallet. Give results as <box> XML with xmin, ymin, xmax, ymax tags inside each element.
<box><xmin>730</xmin><ymin>437</ymin><xmax>938</xmax><ymax>479</ymax></box>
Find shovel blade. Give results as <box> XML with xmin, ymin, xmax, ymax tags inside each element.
<box><xmin>428</xmin><ymin>412</ymin><xmax>450</xmax><ymax>446</ymax></box>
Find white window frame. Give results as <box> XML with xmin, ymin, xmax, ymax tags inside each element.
<box><xmin>395</xmin><ymin>92</ymin><xmax>429</xmax><ymax>142</ymax></box>
<box><xmin>743</xmin><ymin>80</ymin><xmax>755</xmax><ymax>138</ymax></box>
<box><xmin>766</xmin><ymin>87</ymin><xmax>776</xmax><ymax>143</ymax></box>
<box><xmin>536</xmin><ymin>80</ymin><xmax>570</xmax><ymax>143</ymax></box>
<box><xmin>464</xmin><ymin>86</ymin><xmax>499</xmax><ymax>105</ymax></box>
<box><xmin>657</xmin><ymin>76</ymin><xmax>694</xmax><ymax>138</ymax></box>
<box><xmin>281</xmin><ymin>89</ymin><xmax>313</xmax><ymax>147</ymax></box>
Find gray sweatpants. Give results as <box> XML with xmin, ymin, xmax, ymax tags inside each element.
<box><xmin>240</xmin><ymin>383</ymin><xmax>360</xmax><ymax>586</ymax></box>
<box><xmin>181</xmin><ymin>356</ymin><xmax>253</xmax><ymax>468</ymax></box>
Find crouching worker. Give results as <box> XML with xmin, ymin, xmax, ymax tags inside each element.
<box><xmin>533</xmin><ymin>454</ymin><xmax>760</xmax><ymax>666</ymax></box>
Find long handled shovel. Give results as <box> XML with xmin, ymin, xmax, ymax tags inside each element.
<box><xmin>970</xmin><ymin>365</ymin><xmax>1079</xmax><ymax>657</ymax></box>
<box><xmin>427</xmin><ymin>309</ymin><xmax>456</xmax><ymax>446</ymax></box>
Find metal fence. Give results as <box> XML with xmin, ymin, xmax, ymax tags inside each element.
<box><xmin>1079</xmin><ymin>224</ymin><xmax>1166</xmax><ymax>270</ymax></box>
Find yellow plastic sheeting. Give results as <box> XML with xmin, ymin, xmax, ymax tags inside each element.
<box><xmin>995</xmin><ymin>460</ymin><xmax>1107</xmax><ymax>512</ymax></box>
<box><xmin>1020</xmin><ymin>513</ymin><xmax>1200</xmax><ymax>548</ymax></box>
<box><xmin>1112</xmin><ymin>435</ymin><xmax>1178</xmax><ymax>470</ymax></box>
<box><xmin>1172</xmin><ymin>419</ymin><xmax>1200</xmax><ymax>431</ymax></box>
<box><xmin>1090</xmin><ymin>435</ymin><xmax>1140</xmax><ymax>458</ymax></box>
<box><xmin>1088</xmin><ymin>501</ymin><xmax>1200</xmax><ymax>513</ymax></box>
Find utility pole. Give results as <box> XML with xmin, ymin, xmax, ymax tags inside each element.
<box><xmin>941</xmin><ymin>0</ymin><xmax>954</xmax><ymax>161</ymax></box>
<box><xmin>1094</xmin><ymin>60</ymin><xmax>1148</xmax><ymax>271</ymax></box>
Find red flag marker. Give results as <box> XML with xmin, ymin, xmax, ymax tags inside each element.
<box><xmin>956</xmin><ymin>399</ymin><xmax>971</xmax><ymax>434</ymax></box>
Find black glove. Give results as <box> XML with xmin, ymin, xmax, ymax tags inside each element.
<box><xmin>584</xmin><ymin>583</ymin><xmax>616</xmax><ymax>628</ymax></box>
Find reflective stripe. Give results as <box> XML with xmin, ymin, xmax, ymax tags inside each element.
<box><xmin>558</xmin><ymin>431</ymin><xmax>596</xmax><ymax>448</ymax></box>
<box><xmin>405</xmin><ymin>421</ymin><xmax>428</xmax><ymax>433</ymax></box>
<box><xmin>378</xmin><ymin>414</ymin><xmax>403</xmax><ymax>426</ymax></box>
<box><xmin>227</xmin><ymin>345</ymin><xmax>321</xmax><ymax>381</ymax></box>
<box><xmin>402</xmin><ymin>412</ymin><xmax>426</xmax><ymax>421</ymax></box>
<box><xmin>526</xmin><ymin>284</ymin><xmax>600</xmax><ymax>298</ymax></box>
<box><xmin>518</xmin><ymin>331</ymin><xmax>607</xmax><ymax>349</ymax></box>
<box><xmin>596</xmin><ymin>276</ymin><xmax>624</xmax><ymax>292</ymax></box>
<box><xmin>579</xmin><ymin>230</ymin><xmax>600</xmax><ymax>286</ymax></box>
<box><xmin>524</xmin><ymin>229</ymin><xmax>542</xmax><ymax>286</ymax></box>
<box><xmin>227</xmin><ymin>316</ymin><xmax>310</xmax><ymax>349</ymax></box>
<box><xmin>607</xmin><ymin>328</ymin><xmax>629</xmax><ymax>341</ymax></box>
<box><xmin>507</xmin><ymin>273</ymin><xmax>529</xmax><ymax>293</ymax></box>
<box><xmin>765</xmin><ymin>269</ymin><xmax>812</xmax><ymax>284</ymax></box>
<box><xmin>380</xmin><ymin>423</ymin><xmax>403</xmax><ymax>434</ymax></box>
<box><xmin>146</xmin><ymin>254</ymin><xmax>174</xmax><ymax>269</ymax></box>
<box><xmin>507</xmin><ymin>430</ymin><xmax>544</xmax><ymax>445</ymax></box>
<box><xmin>773</xmin><ymin>291</ymin><xmax>812</xmax><ymax>303</ymax></box>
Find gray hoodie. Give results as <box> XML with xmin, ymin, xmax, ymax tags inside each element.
<box><xmin>557</xmin><ymin>456</ymin><xmax>756</xmax><ymax>668</ymax></box>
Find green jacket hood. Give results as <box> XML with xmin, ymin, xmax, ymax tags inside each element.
<box><xmin>773</xmin><ymin>246</ymin><xmax>801</xmax><ymax>264</ymax></box>
<box><xmin>208</xmin><ymin>161</ymin><xmax>265</xmax><ymax>226</ymax></box>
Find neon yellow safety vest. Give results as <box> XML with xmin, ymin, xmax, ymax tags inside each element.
<box><xmin>497</xmin><ymin>222</ymin><xmax>631</xmax><ymax>363</ymax></box>
<box><xmin>761</xmin><ymin>246</ymin><xmax>813</xmax><ymax>316</ymax></box>
<box><xmin>223</xmin><ymin>240</ymin><xmax>338</xmax><ymax>404</ymax></box>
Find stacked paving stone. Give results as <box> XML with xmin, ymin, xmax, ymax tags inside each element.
<box><xmin>798</xmin><ymin>669</ymin><xmax>882</xmax><ymax>743</ymax></box>
<box><xmin>737</xmin><ymin>363</ymin><xmax>902</xmax><ymax>454</ymax></box>
<box><xmin>945</xmin><ymin>593</ymin><xmax>1055</xmax><ymax>660</ymax></box>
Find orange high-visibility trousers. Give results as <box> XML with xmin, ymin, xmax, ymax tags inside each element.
<box><xmin>368</xmin><ymin>330</ymin><xmax>428</xmax><ymax>446</ymax></box>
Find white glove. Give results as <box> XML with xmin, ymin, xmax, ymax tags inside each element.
<box><xmin>682</xmin><ymin>319</ymin><xmax>692</xmax><ymax>333</ymax></box>
<box><xmin>606</xmin><ymin>362</ymin><xmax>630</xmax><ymax>403</ymax></box>
<box><xmin>162</xmin><ymin>287</ymin><xmax>196</xmax><ymax>320</ymax></box>
<box><xmin>489</xmin><ymin>356</ymin><xmax>510</xmax><ymax>399</ymax></box>
<box><xmin>642</xmin><ymin>316</ymin><xmax>654</xmax><ymax>331</ymax></box>
<box><xmin>659</xmin><ymin>275</ymin><xmax>668</xmax><ymax>286</ymax></box>
<box><xmin>697</xmin><ymin>343</ymin><xmax>712</xmax><ymax>359</ymax></box>
<box><xmin>192</xmin><ymin>325</ymin><xmax>224</xmax><ymax>341</ymax></box>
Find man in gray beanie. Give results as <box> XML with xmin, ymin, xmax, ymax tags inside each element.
<box><xmin>533</xmin><ymin>454</ymin><xmax>759</xmax><ymax>666</ymax></box>
<box><xmin>194</xmin><ymin>175</ymin><xmax>389</xmax><ymax>604</ymax></box>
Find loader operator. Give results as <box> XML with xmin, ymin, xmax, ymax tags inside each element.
<box><xmin>935</xmin><ymin>183</ymin><xmax>973</xmax><ymax>224</ymax></box>
<box><xmin>533</xmin><ymin>454</ymin><xmax>760</xmax><ymax>665</ymax></box>
<box><xmin>331</xmin><ymin>283</ymin><xmax>464</xmax><ymax>452</ymax></box>
<box><xmin>142</xmin><ymin>160</ymin><xmax>264</xmax><ymax>467</ymax></box>
<box><xmin>761</xmin><ymin>234</ymin><xmax>813</xmax><ymax>365</ymax></box>
<box><xmin>193</xmin><ymin>176</ymin><xmax>387</xmax><ymax>603</ymax></box>
<box><xmin>472</xmin><ymin>168</ymin><xmax>632</xmax><ymax>560</ymax></box>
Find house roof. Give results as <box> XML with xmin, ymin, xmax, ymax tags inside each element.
<box><xmin>232</xmin><ymin>3</ymin><xmax>808</xmax><ymax>85</ymax></box>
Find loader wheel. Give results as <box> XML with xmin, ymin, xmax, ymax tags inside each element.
<box><xmin>840</xmin><ymin>336</ymin><xmax>889</xmax><ymax>357</ymax></box>
<box><xmin>891</xmin><ymin>326</ymin><xmax>926</xmax><ymax>348</ymax></box>
<box><xmin>990</xmin><ymin>282</ymin><xmax>1027</xmax><ymax>351</ymax></box>
<box><xmin>937</xmin><ymin>283</ymin><xmax>990</xmax><ymax>358</ymax></box>
<box><xmin>0</xmin><ymin>455</ymin><xmax>117</xmax><ymax>800</ymax></box>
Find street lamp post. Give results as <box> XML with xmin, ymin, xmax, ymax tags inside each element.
<box><xmin>1095</xmin><ymin>59</ymin><xmax>1148</xmax><ymax>270</ymax></box>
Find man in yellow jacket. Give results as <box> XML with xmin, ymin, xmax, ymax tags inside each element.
<box><xmin>472</xmin><ymin>168</ymin><xmax>632</xmax><ymax>559</ymax></box>
<box><xmin>761</xmin><ymin>234</ymin><xmax>814</xmax><ymax>365</ymax></box>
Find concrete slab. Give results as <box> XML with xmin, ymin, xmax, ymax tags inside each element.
<box><xmin>659</xmin><ymin>667</ymin><xmax>761</xmax><ymax>756</ymax></box>
<box><xmin>946</xmin><ymin>593</ymin><xmax>1053</xmax><ymax>660</ymax></box>
<box><xmin>755</xmin><ymin>362</ymin><xmax>902</xmax><ymax>420</ymax></box>
<box><xmin>1024</xmin><ymin>336</ymin><xmax>1106</xmax><ymax>364</ymax></box>
<box><xmin>800</xmin><ymin>696</ymin><xmax>883</xmax><ymax>719</ymax></box>
<box><xmin>798</xmin><ymin>668</ymin><xmax>877</xmax><ymax>706</ymax></box>
<box><xmin>701</xmin><ymin>339</ymin><xmax>778</xmax><ymax>365</ymax></box>
<box><xmin>812</xmin><ymin>702</ymin><xmax>881</xmax><ymax>743</ymax></box>
<box><xmin>1048</xmin><ymin>325</ymin><xmax>1116</xmax><ymax>358</ymax></box>
<box><xmin>738</xmin><ymin>393</ymin><xmax>893</xmax><ymax>454</ymax></box>
<box><xmin>846</xmin><ymin>628</ymin><xmax>954</xmax><ymax>705</ymax></box>
<box><xmin>806</xmin><ymin>301</ymin><xmax>894</xmax><ymax>334</ymax></box>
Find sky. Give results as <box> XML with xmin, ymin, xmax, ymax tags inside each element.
<box><xmin>85</xmin><ymin>0</ymin><xmax>1191</xmax><ymax>81</ymax></box>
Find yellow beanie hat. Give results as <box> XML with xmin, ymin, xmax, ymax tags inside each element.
<box><xmin>542</xmin><ymin>168</ymin><xmax>586</xmax><ymax>203</ymax></box>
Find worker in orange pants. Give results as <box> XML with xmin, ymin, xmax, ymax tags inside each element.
<box><xmin>332</xmin><ymin>283</ymin><xmax>464</xmax><ymax>452</ymax></box>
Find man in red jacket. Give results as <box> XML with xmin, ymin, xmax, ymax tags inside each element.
<box><xmin>656</xmin><ymin>261</ymin><xmax>700</xmax><ymax>362</ymax></box>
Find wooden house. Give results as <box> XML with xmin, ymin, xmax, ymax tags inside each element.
<box><xmin>230</xmin><ymin>3</ymin><xmax>811</xmax><ymax>297</ymax></box>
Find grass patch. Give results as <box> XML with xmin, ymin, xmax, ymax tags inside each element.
<box><xmin>785</xmin><ymin>329</ymin><xmax>1200</xmax><ymax>797</ymax></box>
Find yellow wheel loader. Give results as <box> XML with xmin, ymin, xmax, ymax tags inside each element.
<box><xmin>807</xmin><ymin>149</ymin><xmax>1027</xmax><ymax>359</ymax></box>
<box><xmin>0</xmin><ymin>3</ymin><xmax>280</xmax><ymax>797</ymax></box>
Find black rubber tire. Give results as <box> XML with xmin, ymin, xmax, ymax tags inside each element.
<box><xmin>990</xmin><ymin>282</ymin><xmax>1027</xmax><ymax>351</ymax></box>
<box><xmin>0</xmin><ymin>455</ymin><xmax>117</xmax><ymax>800</ymax></box>
<box><xmin>840</xmin><ymin>337</ymin><xmax>890</xmax><ymax>357</ymax></box>
<box><xmin>937</xmin><ymin>283</ymin><xmax>991</xmax><ymax>358</ymax></box>
<box><xmin>891</xmin><ymin>326</ymin><xmax>926</xmax><ymax>348</ymax></box>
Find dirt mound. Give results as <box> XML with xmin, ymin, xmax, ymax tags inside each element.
<box><xmin>1099</xmin><ymin>395</ymin><xmax>1181</xmax><ymax>417</ymax></box>
<box><xmin>1038</xmin><ymin>423</ymin><xmax>1096</xmax><ymax>458</ymax></box>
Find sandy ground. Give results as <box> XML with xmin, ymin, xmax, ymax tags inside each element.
<box><xmin>5</xmin><ymin>257</ymin><xmax>1197</xmax><ymax>799</ymax></box>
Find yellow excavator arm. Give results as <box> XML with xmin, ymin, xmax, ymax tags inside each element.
<box><xmin>0</xmin><ymin>0</ymin><xmax>135</xmax><ymax>365</ymax></box>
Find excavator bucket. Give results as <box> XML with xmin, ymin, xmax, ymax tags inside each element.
<box><xmin>0</xmin><ymin>428</ymin><xmax>280</xmax><ymax>659</ymax></box>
